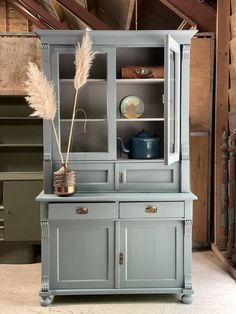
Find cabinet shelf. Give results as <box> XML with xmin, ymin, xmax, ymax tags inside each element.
<box><xmin>0</xmin><ymin>144</ymin><xmax>43</xmax><ymax>148</ymax></box>
<box><xmin>116</xmin><ymin>79</ymin><xmax>164</xmax><ymax>84</ymax></box>
<box><xmin>60</xmin><ymin>79</ymin><xmax>107</xmax><ymax>84</ymax></box>
<box><xmin>61</xmin><ymin>119</ymin><xmax>107</xmax><ymax>122</ymax></box>
<box><xmin>0</xmin><ymin>117</ymin><xmax>41</xmax><ymax>120</ymax></box>
<box><xmin>0</xmin><ymin>172</ymin><xmax>43</xmax><ymax>181</ymax></box>
<box><xmin>117</xmin><ymin>118</ymin><xmax>164</xmax><ymax>122</ymax></box>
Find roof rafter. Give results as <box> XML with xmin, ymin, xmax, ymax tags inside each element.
<box><xmin>56</xmin><ymin>0</ymin><xmax>110</xmax><ymax>30</ymax></box>
<box><xmin>159</xmin><ymin>0</ymin><xmax>197</xmax><ymax>29</ymax></box>
<box><xmin>161</xmin><ymin>0</ymin><xmax>216</xmax><ymax>32</ymax></box>
<box><xmin>125</xmin><ymin>0</ymin><xmax>136</xmax><ymax>30</ymax></box>
<box><xmin>7</xmin><ymin>0</ymin><xmax>68</xmax><ymax>29</ymax></box>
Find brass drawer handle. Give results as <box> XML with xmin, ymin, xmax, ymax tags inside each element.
<box><xmin>145</xmin><ymin>206</ymin><xmax>157</xmax><ymax>213</ymax></box>
<box><xmin>76</xmin><ymin>207</ymin><xmax>89</xmax><ymax>215</ymax></box>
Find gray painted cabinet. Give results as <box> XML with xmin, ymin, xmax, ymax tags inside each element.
<box><xmin>36</xmin><ymin>30</ymin><xmax>197</xmax><ymax>306</ymax></box>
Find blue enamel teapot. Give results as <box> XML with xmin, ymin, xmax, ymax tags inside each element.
<box><xmin>117</xmin><ymin>129</ymin><xmax>160</xmax><ymax>159</ymax></box>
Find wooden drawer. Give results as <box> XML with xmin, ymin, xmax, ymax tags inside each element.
<box><xmin>119</xmin><ymin>202</ymin><xmax>184</xmax><ymax>219</ymax></box>
<box><xmin>49</xmin><ymin>203</ymin><xmax>117</xmax><ymax>220</ymax></box>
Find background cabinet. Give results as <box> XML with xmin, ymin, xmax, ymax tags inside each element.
<box><xmin>0</xmin><ymin>95</ymin><xmax>43</xmax><ymax>263</ymax></box>
<box><xmin>37</xmin><ymin>30</ymin><xmax>196</xmax><ymax>306</ymax></box>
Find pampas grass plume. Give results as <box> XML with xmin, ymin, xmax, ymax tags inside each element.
<box><xmin>74</xmin><ymin>32</ymin><xmax>96</xmax><ymax>90</ymax></box>
<box><xmin>25</xmin><ymin>62</ymin><xmax>56</xmax><ymax>121</ymax></box>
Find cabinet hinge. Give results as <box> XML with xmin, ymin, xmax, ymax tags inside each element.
<box><xmin>181</xmin><ymin>144</ymin><xmax>189</xmax><ymax>161</ymax></box>
<box><xmin>44</xmin><ymin>153</ymin><xmax>52</xmax><ymax>162</ymax></box>
<box><xmin>41</xmin><ymin>276</ymin><xmax>49</xmax><ymax>292</ymax></box>
<box><xmin>182</xmin><ymin>45</ymin><xmax>190</xmax><ymax>61</ymax></box>
<box><xmin>0</xmin><ymin>219</ymin><xmax>4</xmax><ymax>241</ymax></box>
<box><xmin>42</xmin><ymin>43</ymin><xmax>50</xmax><ymax>61</ymax></box>
<box><xmin>184</xmin><ymin>274</ymin><xmax>192</xmax><ymax>290</ymax></box>
<box><xmin>162</xmin><ymin>94</ymin><xmax>165</xmax><ymax>104</ymax></box>
<box><xmin>41</xmin><ymin>221</ymin><xmax>49</xmax><ymax>238</ymax></box>
<box><xmin>185</xmin><ymin>220</ymin><xmax>192</xmax><ymax>236</ymax></box>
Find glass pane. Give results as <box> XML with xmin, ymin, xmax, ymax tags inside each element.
<box><xmin>61</xmin><ymin>121</ymin><xmax>108</xmax><ymax>153</ymax></box>
<box><xmin>59</xmin><ymin>53</ymin><xmax>107</xmax><ymax>79</ymax></box>
<box><xmin>169</xmin><ymin>50</ymin><xmax>175</xmax><ymax>154</ymax></box>
<box><xmin>60</xmin><ymin>81</ymin><xmax>107</xmax><ymax>119</ymax></box>
<box><xmin>59</xmin><ymin>52</ymin><xmax>109</xmax><ymax>154</ymax></box>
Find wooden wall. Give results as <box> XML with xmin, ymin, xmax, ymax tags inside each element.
<box><xmin>190</xmin><ymin>36</ymin><xmax>213</xmax><ymax>244</ymax></box>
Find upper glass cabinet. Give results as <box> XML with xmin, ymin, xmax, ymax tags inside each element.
<box><xmin>52</xmin><ymin>46</ymin><xmax>116</xmax><ymax>161</ymax></box>
<box><xmin>50</xmin><ymin>34</ymin><xmax>181</xmax><ymax>165</ymax></box>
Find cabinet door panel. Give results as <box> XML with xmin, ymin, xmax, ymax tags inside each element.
<box><xmin>117</xmin><ymin>162</ymin><xmax>179</xmax><ymax>192</ymax></box>
<box><xmin>54</xmin><ymin>162</ymin><xmax>115</xmax><ymax>191</ymax></box>
<box><xmin>50</xmin><ymin>221</ymin><xmax>115</xmax><ymax>289</ymax></box>
<box><xmin>1</xmin><ymin>181</ymin><xmax>42</xmax><ymax>241</ymax></box>
<box><xmin>120</xmin><ymin>220</ymin><xmax>183</xmax><ymax>288</ymax></box>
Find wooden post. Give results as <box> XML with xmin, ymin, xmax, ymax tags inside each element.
<box><xmin>220</xmin><ymin>132</ymin><xmax>229</xmax><ymax>250</ymax></box>
<box><xmin>228</xmin><ymin>130</ymin><xmax>236</xmax><ymax>261</ymax></box>
<box><xmin>214</xmin><ymin>0</ymin><xmax>230</xmax><ymax>246</ymax></box>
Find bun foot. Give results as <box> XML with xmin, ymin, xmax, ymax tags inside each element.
<box><xmin>181</xmin><ymin>294</ymin><xmax>193</xmax><ymax>304</ymax></box>
<box><xmin>40</xmin><ymin>296</ymin><xmax>54</xmax><ymax>306</ymax></box>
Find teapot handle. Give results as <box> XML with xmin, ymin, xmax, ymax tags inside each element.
<box><xmin>117</xmin><ymin>137</ymin><xmax>129</xmax><ymax>154</ymax></box>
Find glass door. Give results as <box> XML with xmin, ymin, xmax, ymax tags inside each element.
<box><xmin>164</xmin><ymin>35</ymin><xmax>180</xmax><ymax>165</ymax></box>
<box><xmin>52</xmin><ymin>45</ymin><xmax>116</xmax><ymax>161</ymax></box>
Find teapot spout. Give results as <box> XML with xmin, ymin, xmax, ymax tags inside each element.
<box><xmin>117</xmin><ymin>137</ymin><xmax>129</xmax><ymax>154</ymax></box>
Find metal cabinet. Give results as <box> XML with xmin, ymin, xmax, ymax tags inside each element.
<box><xmin>36</xmin><ymin>30</ymin><xmax>197</xmax><ymax>306</ymax></box>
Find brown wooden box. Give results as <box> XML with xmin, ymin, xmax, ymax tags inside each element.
<box><xmin>121</xmin><ymin>66</ymin><xmax>164</xmax><ymax>79</ymax></box>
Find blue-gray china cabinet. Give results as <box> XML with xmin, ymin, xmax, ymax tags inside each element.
<box><xmin>36</xmin><ymin>30</ymin><xmax>197</xmax><ymax>306</ymax></box>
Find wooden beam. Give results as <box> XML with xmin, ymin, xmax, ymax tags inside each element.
<box><xmin>159</xmin><ymin>0</ymin><xmax>197</xmax><ymax>29</ymax></box>
<box><xmin>49</xmin><ymin>0</ymin><xmax>70</xmax><ymax>29</ymax></box>
<box><xmin>19</xmin><ymin>0</ymin><xmax>68</xmax><ymax>29</ymax></box>
<box><xmin>214</xmin><ymin>0</ymin><xmax>230</xmax><ymax>247</ymax></box>
<box><xmin>212</xmin><ymin>244</ymin><xmax>236</xmax><ymax>280</ymax></box>
<box><xmin>125</xmin><ymin>0</ymin><xmax>135</xmax><ymax>30</ymax></box>
<box><xmin>7</xmin><ymin>0</ymin><xmax>48</xmax><ymax>29</ymax></box>
<box><xmin>163</xmin><ymin>0</ymin><xmax>216</xmax><ymax>32</ymax></box>
<box><xmin>56</xmin><ymin>0</ymin><xmax>110</xmax><ymax>30</ymax></box>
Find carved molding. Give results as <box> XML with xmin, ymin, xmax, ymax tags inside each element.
<box><xmin>44</xmin><ymin>153</ymin><xmax>52</xmax><ymax>162</ymax></box>
<box><xmin>181</xmin><ymin>144</ymin><xmax>189</xmax><ymax>161</ymax></box>
<box><xmin>42</xmin><ymin>43</ymin><xmax>50</xmax><ymax>61</ymax></box>
<box><xmin>41</xmin><ymin>221</ymin><xmax>49</xmax><ymax>238</ymax></box>
<box><xmin>185</xmin><ymin>220</ymin><xmax>192</xmax><ymax>236</ymax></box>
<box><xmin>184</xmin><ymin>274</ymin><xmax>192</xmax><ymax>290</ymax></box>
<box><xmin>41</xmin><ymin>276</ymin><xmax>49</xmax><ymax>292</ymax></box>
